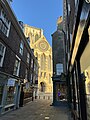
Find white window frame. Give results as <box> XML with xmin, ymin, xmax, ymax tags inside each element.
<box><xmin>56</xmin><ymin>63</ymin><xmax>63</xmax><ymax>75</ymax></box>
<box><xmin>0</xmin><ymin>9</ymin><xmax>11</xmax><ymax>37</ymax></box>
<box><xmin>0</xmin><ymin>42</ymin><xmax>6</xmax><ymax>67</ymax></box>
<box><xmin>13</xmin><ymin>55</ymin><xmax>21</xmax><ymax>76</ymax></box>
<box><xmin>19</xmin><ymin>40</ymin><xmax>24</xmax><ymax>55</ymax></box>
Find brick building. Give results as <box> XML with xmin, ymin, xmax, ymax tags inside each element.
<box><xmin>0</xmin><ymin>0</ymin><xmax>38</xmax><ymax>114</ymax></box>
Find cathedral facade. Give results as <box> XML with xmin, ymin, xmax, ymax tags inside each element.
<box><xmin>24</xmin><ymin>24</ymin><xmax>53</xmax><ymax>98</ymax></box>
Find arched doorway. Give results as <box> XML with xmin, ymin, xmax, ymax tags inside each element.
<box><xmin>40</xmin><ymin>82</ymin><xmax>45</xmax><ymax>92</ymax></box>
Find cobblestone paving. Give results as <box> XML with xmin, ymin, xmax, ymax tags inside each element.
<box><xmin>0</xmin><ymin>100</ymin><xmax>72</xmax><ymax>120</ymax></box>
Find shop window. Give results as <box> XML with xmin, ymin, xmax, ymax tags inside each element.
<box><xmin>19</xmin><ymin>41</ymin><xmax>24</xmax><ymax>55</ymax></box>
<box><xmin>80</xmin><ymin>24</ymin><xmax>90</xmax><ymax>118</ymax></box>
<box><xmin>0</xmin><ymin>42</ymin><xmax>6</xmax><ymax>67</ymax></box>
<box><xmin>5</xmin><ymin>86</ymin><xmax>16</xmax><ymax>105</ymax></box>
<box><xmin>0</xmin><ymin>9</ymin><xmax>11</xmax><ymax>37</ymax></box>
<box><xmin>13</xmin><ymin>56</ymin><xmax>20</xmax><ymax>76</ymax></box>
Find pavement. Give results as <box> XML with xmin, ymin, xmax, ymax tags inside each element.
<box><xmin>0</xmin><ymin>99</ymin><xmax>72</xmax><ymax>120</ymax></box>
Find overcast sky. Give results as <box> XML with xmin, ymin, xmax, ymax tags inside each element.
<box><xmin>11</xmin><ymin>0</ymin><xmax>63</xmax><ymax>46</ymax></box>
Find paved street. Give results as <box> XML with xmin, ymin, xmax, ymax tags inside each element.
<box><xmin>0</xmin><ymin>100</ymin><xmax>72</xmax><ymax>120</ymax></box>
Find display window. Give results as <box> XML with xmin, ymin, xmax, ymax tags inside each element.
<box><xmin>80</xmin><ymin>25</ymin><xmax>90</xmax><ymax>119</ymax></box>
<box><xmin>5</xmin><ymin>86</ymin><xmax>16</xmax><ymax>105</ymax></box>
<box><xmin>56</xmin><ymin>83</ymin><xmax>66</xmax><ymax>101</ymax></box>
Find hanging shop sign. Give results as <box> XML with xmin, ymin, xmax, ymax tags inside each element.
<box><xmin>7</xmin><ymin>78</ymin><xmax>15</xmax><ymax>86</ymax></box>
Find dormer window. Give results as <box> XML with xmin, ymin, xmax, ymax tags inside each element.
<box><xmin>0</xmin><ymin>9</ymin><xmax>11</xmax><ymax>37</ymax></box>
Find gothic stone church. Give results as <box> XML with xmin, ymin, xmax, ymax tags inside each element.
<box><xmin>24</xmin><ymin>24</ymin><xmax>53</xmax><ymax>99</ymax></box>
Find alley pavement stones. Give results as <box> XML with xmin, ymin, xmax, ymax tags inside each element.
<box><xmin>0</xmin><ymin>100</ymin><xmax>72</xmax><ymax>120</ymax></box>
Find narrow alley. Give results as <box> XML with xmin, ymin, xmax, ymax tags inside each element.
<box><xmin>0</xmin><ymin>100</ymin><xmax>71</xmax><ymax>120</ymax></box>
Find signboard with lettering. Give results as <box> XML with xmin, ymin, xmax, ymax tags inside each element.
<box><xmin>7</xmin><ymin>78</ymin><xmax>15</xmax><ymax>86</ymax></box>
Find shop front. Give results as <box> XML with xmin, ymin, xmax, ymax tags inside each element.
<box><xmin>0</xmin><ymin>72</ymin><xmax>21</xmax><ymax>114</ymax></box>
<box><xmin>52</xmin><ymin>75</ymin><xmax>67</xmax><ymax>105</ymax></box>
<box><xmin>80</xmin><ymin>26</ymin><xmax>90</xmax><ymax>120</ymax></box>
<box><xmin>68</xmin><ymin>1</ymin><xmax>90</xmax><ymax>119</ymax></box>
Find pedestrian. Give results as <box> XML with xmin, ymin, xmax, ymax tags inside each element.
<box><xmin>32</xmin><ymin>88</ymin><xmax>35</xmax><ymax>101</ymax></box>
<box><xmin>19</xmin><ymin>86</ymin><xmax>24</xmax><ymax>107</ymax></box>
<box><xmin>58</xmin><ymin>90</ymin><xmax>61</xmax><ymax>100</ymax></box>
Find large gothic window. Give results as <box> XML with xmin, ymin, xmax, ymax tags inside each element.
<box><xmin>41</xmin><ymin>54</ymin><xmax>46</xmax><ymax>70</ymax></box>
<box><xmin>35</xmin><ymin>34</ymin><xmax>39</xmax><ymax>42</ymax></box>
<box><xmin>49</xmin><ymin>74</ymin><xmax>51</xmax><ymax>84</ymax></box>
<box><xmin>48</xmin><ymin>55</ymin><xmax>51</xmax><ymax>71</ymax></box>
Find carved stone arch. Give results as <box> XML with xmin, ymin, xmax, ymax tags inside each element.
<box><xmin>39</xmin><ymin>82</ymin><xmax>46</xmax><ymax>92</ymax></box>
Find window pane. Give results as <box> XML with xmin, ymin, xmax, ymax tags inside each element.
<box><xmin>13</xmin><ymin>59</ymin><xmax>20</xmax><ymax>76</ymax></box>
<box><xmin>56</xmin><ymin>63</ymin><xmax>63</xmax><ymax>75</ymax></box>
<box><xmin>19</xmin><ymin>41</ymin><xmax>24</xmax><ymax>55</ymax></box>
